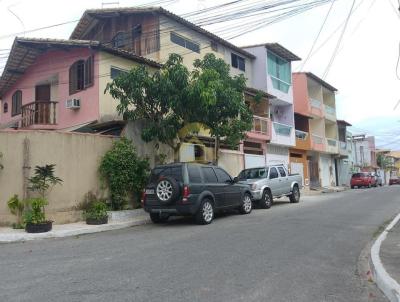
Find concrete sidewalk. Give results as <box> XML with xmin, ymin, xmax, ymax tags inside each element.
<box><xmin>0</xmin><ymin>209</ymin><xmax>150</xmax><ymax>243</ymax></box>
<box><xmin>371</xmin><ymin>213</ymin><xmax>400</xmax><ymax>302</ymax></box>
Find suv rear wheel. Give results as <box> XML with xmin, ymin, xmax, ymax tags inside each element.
<box><xmin>150</xmin><ymin>213</ymin><xmax>170</xmax><ymax>224</ymax></box>
<box><xmin>195</xmin><ymin>199</ymin><xmax>214</xmax><ymax>225</ymax></box>
<box><xmin>239</xmin><ymin>193</ymin><xmax>252</xmax><ymax>214</ymax></box>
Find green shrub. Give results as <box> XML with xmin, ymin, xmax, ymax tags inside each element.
<box><xmin>99</xmin><ymin>138</ymin><xmax>150</xmax><ymax>210</ymax></box>
<box><xmin>7</xmin><ymin>194</ymin><xmax>25</xmax><ymax>229</ymax></box>
<box><xmin>23</xmin><ymin>197</ymin><xmax>48</xmax><ymax>224</ymax></box>
<box><xmin>84</xmin><ymin>201</ymin><xmax>108</xmax><ymax>220</ymax></box>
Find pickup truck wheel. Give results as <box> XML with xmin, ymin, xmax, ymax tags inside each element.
<box><xmin>239</xmin><ymin>193</ymin><xmax>252</xmax><ymax>214</ymax></box>
<box><xmin>150</xmin><ymin>213</ymin><xmax>170</xmax><ymax>224</ymax></box>
<box><xmin>259</xmin><ymin>190</ymin><xmax>273</xmax><ymax>209</ymax></box>
<box><xmin>289</xmin><ymin>185</ymin><xmax>300</xmax><ymax>203</ymax></box>
<box><xmin>195</xmin><ymin>199</ymin><xmax>214</xmax><ymax>225</ymax></box>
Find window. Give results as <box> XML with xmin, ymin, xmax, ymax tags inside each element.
<box><xmin>69</xmin><ymin>56</ymin><xmax>94</xmax><ymax>95</ymax></box>
<box><xmin>110</xmin><ymin>67</ymin><xmax>128</xmax><ymax>80</ymax></box>
<box><xmin>269</xmin><ymin>167</ymin><xmax>279</xmax><ymax>179</ymax></box>
<box><xmin>113</xmin><ymin>32</ymin><xmax>128</xmax><ymax>48</ymax></box>
<box><xmin>210</xmin><ymin>41</ymin><xmax>218</xmax><ymax>52</ymax></box>
<box><xmin>267</xmin><ymin>50</ymin><xmax>291</xmax><ymax>93</ymax></box>
<box><xmin>170</xmin><ymin>32</ymin><xmax>200</xmax><ymax>53</ymax></box>
<box><xmin>231</xmin><ymin>53</ymin><xmax>245</xmax><ymax>71</ymax></box>
<box><xmin>238</xmin><ymin>168</ymin><xmax>268</xmax><ymax>180</ymax></box>
<box><xmin>214</xmin><ymin>168</ymin><xmax>231</xmax><ymax>183</ymax></box>
<box><xmin>201</xmin><ymin>167</ymin><xmax>218</xmax><ymax>183</ymax></box>
<box><xmin>188</xmin><ymin>165</ymin><xmax>202</xmax><ymax>183</ymax></box>
<box><xmin>278</xmin><ymin>167</ymin><xmax>286</xmax><ymax>177</ymax></box>
<box><xmin>150</xmin><ymin>166</ymin><xmax>183</xmax><ymax>183</ymax></box>
<box><xmin>11</xmin><ymin>90</ymin><xmax>22</xmax><ymax>116</ymax></box>
<box><xmin>3</xmin><ymin>102</ymin><xmax>8</xmax><ymax>113</ymax></box>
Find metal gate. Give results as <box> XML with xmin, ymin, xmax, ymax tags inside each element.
<box><xmin>290</xmin><ymin>162</ymin><xmax>304</xmax><ymax>186</ymax></box>
<box><xmin>308</xmin><ymin>158</ymin><xmax>320</xmax><ymax>188</ymax></box>
<box><xmin>245</xmin><ymin>154</ymin><xmax>265</xmax><ymax>169</ymax></box>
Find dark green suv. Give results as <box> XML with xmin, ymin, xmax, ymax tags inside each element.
<box><xmin>142</xmin><ymin>163</ymin><xmax>253</xmax><ymax>225</ymax></box>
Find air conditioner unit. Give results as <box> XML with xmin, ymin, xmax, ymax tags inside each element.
<box><xmin>66</xmin><ymin>98</ymin><xmax>80</xmax><ymax>109</ymax></box>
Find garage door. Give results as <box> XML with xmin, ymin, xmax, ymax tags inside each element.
<box><xmin>290</xmin><ymin>162</ymin><xmax>304</xmax><ymax>186</ymax></box>
<box><xmin>320</xmin><ymin>155</ymin><xmax>331</xmax><ymax>187</ymax></box>
<box><xmin>245</xmin><ymin>154</ymin><xmax>265</xmax><ymax>168</ymax></box>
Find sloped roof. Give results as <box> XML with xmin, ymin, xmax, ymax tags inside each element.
<box><xmin>241</xmin><ymin>42</ymin><xmax>301</xmax><ymax>61</ymax></box>
<box><xmin>302</xmin><ymin>72</ymin><xmax>337</xmax><ymax>92</ymax></box>
<box><xmin>69</xmin><ymin>6</ymin><xmax>255</xmax><ymax>59</ymax></box>
<box><xmin>0</xmin><ymin>37</ymin><xmax>161</xmax><ymax>97</ymax></box>
<box><xmin>337</xmin><ymin>119</ymin><xmax>352</xmax><ymax>127</ymax></box>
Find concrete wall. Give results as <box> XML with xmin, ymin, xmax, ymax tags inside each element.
<box><xmin>0</xmin><ymin>131</ymin><xmax>115</xmax><ymax>225</ymax></box>
<box><xmin>218</xmin><ymin>149</ymin><xmax>244</xmax><ymax>177</ymax></box>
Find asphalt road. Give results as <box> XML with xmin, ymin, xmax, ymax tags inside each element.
<box><xmin>1</xmin><ymin>186</ymin><xmax>400</xmax><ymax>302</ymax></box>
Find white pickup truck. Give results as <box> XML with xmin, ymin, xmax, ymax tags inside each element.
<box><xmin>237</xmin><ymin>164</ymin><xmax>302</xmax><ymax>209</ymax></box>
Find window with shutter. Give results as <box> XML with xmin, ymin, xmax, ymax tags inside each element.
<box><xmin>69</xmin><ymin>60</ymin><xmax>85</xmax><ymax>95</ymax></box>
<box><xmin>11</xmin><ymin>90</ymin><xmax>22</xmax><ymax>116</ymax></box>
<box><xmin>84</xmin><ymin>56</ymin><xmax>94</xmax><ymax>88</ymax></box>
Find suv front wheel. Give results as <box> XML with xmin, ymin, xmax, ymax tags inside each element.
<box><xmin>195</xmin><ymin>199</ymin><xmax>214</xmax><ymax>225</ymax></box>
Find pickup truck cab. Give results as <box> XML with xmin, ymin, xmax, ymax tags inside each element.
<box><xmin>238</xmin><ymin>165</ymin><xmax>302</xmax><ymax>209</ymax></box>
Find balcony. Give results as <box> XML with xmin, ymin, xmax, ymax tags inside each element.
<box><xmin>338</xmin><ymin>141</ymin><xmax>349</xmax><ymax>157</ymax></box>
<box><xmin>295</xmin><ymin>129</ymin><xmax>311</xmax><ymax>150</ymax></box>
<box><xmin>247</xmin><ymin>115</ymin><xmax>271</xmax><ymax>141</ymax></box>
<box><xmin>271</xmin><ymin>122</ymin><xmax>294</xmax><ymax>146</ymax></box>
<box><xmin>21</xmin><ymin>101</ymin><xmax>58</xmax><ymax>129</ymax></box>
<box><xmin>309</xmin><ymin>98</ymin><xmax>323</xmax><ymax>117</ymax></box>
<box><xmin>311</xmin><ymin>134</ymin><xmax>325</xmax><ymax>152</ymax></box>
<box><xmin>324</xmin><ymin>104</ymin><xmax>336</xmax><ymax>121</ymax></box>
<box><xmin>326</xmin><ymin>138</ymin><xmax>339</xmax><ymax>154</ymax></box>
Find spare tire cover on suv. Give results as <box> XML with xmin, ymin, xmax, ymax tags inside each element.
<box><xmin>156</xmin><ymin>176</ymin><xmax>180</xmax><ymax>205</ymax></box>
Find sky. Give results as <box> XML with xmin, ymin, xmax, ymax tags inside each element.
<box><xmin>0</xmin><ymin>0</ymin><xmax>399</xmax><ymax>149</ymax></box>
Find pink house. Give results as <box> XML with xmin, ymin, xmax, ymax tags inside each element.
<box><xmin>0</xmin><ymin>38</ymin><xmax>160</xmax><ymax>132</ymax></box>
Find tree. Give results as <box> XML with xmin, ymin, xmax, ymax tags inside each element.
<box><xmin>377</xmin><ymin>153</ymin><xmax>392</xmax><ymax>170</ymax></box>
<box><xmin>106</xmin><ymin>53</ymin><xmax>254</xmax><ymax>163</ymax></box>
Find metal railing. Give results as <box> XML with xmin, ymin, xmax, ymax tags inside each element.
<box><xmin>295</xmin><ymin>129</ymin><xmax>308</xmax><ymax>140</ymax></box>
<box><xmin>251</xmin><ymin>115</ymin><xmax>269</xmax><ymax>135</ymax></box>
<box><xmin>310</xmin><ymin>98</ymin><xmax>322</xmax><ymax>108</ymax></box>
<box><xmin>311</xmin><ymin>134</ymin><xmax>324</xmax><ymax>144</ymax></box>
<box><xmin>21</xmin><ymin>101</ymin><xmax>57</xmax><ymax>128</ymax></box>
<box><xmin>324</xmin><ymin>104</ymin><xmax>336</xmax><ymax>116</ymax></box>
<box><xmin>327</xmin><ymin>138</ymin><xmax>337</xmax><ymax>146</ymax></box>
<box><xmin>273</xmin><ymin>122</ymin><xmax>292</xmax><ymax>136</ymax></box>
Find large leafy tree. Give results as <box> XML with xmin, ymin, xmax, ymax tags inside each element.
<box><xmin>106</xmin><ymin>53</ymin><xmax>254</xmax><ymax>163</ymax></box>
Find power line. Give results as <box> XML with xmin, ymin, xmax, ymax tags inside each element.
<box><xmin>298</xmin><ymin>0</ymin><xmax>336</xmax><ymax>71</ymax></box>
<box><xmin>322</xmin><ymin>0</ymin><xmax>356</xmax><ymax>79</ymax></box>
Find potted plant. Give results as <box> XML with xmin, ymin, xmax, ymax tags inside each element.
<box><xmin>24</xmin><ymin>164</ymin><xmax>62</xmax><ymax>233</ymax></box>
<box><xmin>84</xmin><ymin>201</ymin><xmax>109</xmax><ymax>225</ymax></box>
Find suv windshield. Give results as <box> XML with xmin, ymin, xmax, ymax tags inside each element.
<box><xmin>149</xmin><ymin>166</ymin><xmax>183</xmax><ymax>183</ymax></box>
<box><xmin>238</xmin><ymin>167</ymin><xmax>268</xmax><ymax>180</ymax></box>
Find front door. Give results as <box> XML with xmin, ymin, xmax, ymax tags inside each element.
<box><xmin>268</xmin><ymin>167</ymin><xmax>281</xmax><ymax>196</ymax></box>
<box><xmin>35</xmin><ymin>84</ymin><xmax>51</xmax><ymax>124</ymax></box>
<box><xmin>214</xmin><ymin>167</ymin><xmax>241</xmax><ymax>207</ymax></box>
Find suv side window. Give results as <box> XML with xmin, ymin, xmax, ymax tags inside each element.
<box><xmin>202</xmin><ymin>167</ymin><xmax>218</xmax><ymax>183</ymax></box>
<box><xmin>278</xmin><ymin>167</ymin><xmax>286</xmax><ymax>177</ymax></box>
<box><xmin>269</xmin><ymin>167</ymin><xmax>279</xmax><ymax>179</ymax></box>
<box><xmin>214</xmin><ymin>168</ymin><xmax>231</xmax><ymax>183</ymax></box>
<box><xmin>188</xmin><ymin>165</ymin><xmax>202</xmax><ymax>183</ymax></box>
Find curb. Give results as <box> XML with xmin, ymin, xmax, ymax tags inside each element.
<box><xmin>370</xmin><ymin>213</ymin><xmax>400</xmax><ymax>302</ymax></box>
<box><xmin>0</xmin><ymin>217</ymin><xmax>150</xmax><ymax>243</ymax></box>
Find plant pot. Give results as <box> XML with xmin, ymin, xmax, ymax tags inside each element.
<box><xmin>86</xmin><ymin>216</ymin><xmax>108</xmax><ymax>225</ymax></box>
<box><xmin>25</xmin><ymin>221</ymin><xmax>53</xmax><ymax>233</ymax></box>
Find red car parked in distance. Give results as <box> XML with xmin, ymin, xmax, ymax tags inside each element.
<box><xmin>389</xmin><ymin>177</ymin><xmax>400</xmax><ymax>185</ymax></box>
<box><xmin>351</xmin><ymin>172</ymin><xmax>377</xmax><ymax>189</ymax></box>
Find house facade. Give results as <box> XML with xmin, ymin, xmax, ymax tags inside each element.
<box><xmin>291</xmin><ymin>72</ymin><xmax>339</xmax><ymax>188</ymax></box>
<box><xmin>0</xmin><ymin>38</ymin><xmax>160</xmax><ymax>133</ymax></box>
<box><xmin>241</xmin><ymin>43</ymin><xmax>301</xmax><ymax>169</ymax></box>
<box><xmin>352</xmin><ymin>134</ymin><xmax>378</xmax><ymax>172</ymax></box>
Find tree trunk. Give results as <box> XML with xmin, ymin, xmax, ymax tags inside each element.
<box><xmin>173</xmin><ymin>144</ymin><xmax>181</xmax><ymax>163</ymax></box>
<box><xmin>214</xmin><ymin>136</ymin><xmax>220</xmax><ymax>165</ymax></box>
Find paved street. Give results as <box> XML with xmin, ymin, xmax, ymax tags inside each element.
<box><xmin>1</xmin><ymin>186</ymin><xmax>399</xmax><ymax>302</ymax></box>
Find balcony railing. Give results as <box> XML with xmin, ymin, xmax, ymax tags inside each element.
<box><xmin>21</xmin><ymin>101</ymin><xmax>57</xmax><ymax>128</ymax></box>
<box><xmin>273</xmin><ymin>122</ymin><xmax>292</xmax><ymax>136</ymax></box>
<box><xmin>310</xmin><ymin>98</ymin><xmax>322</xmax><ymax>109</ymax></box>
<box><xmin>311</xmin><ymin>134</ymin><xmax>324</xmax><ymax>144</ymax></box>
<box><xmin>324</xmin><ymin>104</ymin><xmax>336</xmax><ymax>117</ymax></box>
<box><xmin>295</xmin><ymin>129</ymin><xmax>308</xmax><ymax>140</ymax></box>
<box><xmin>251</xmin><ymin>115</ymin><xmax>269</xmax><ymax>135</ymax></box>
<box><xmin>327</xmin><ymin>138</ymin><xmax>337</xmax><ymax>147</ymax></box>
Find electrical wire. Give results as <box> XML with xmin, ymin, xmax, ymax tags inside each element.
<box><xmin>322</xmin><ymin>0</ymin><xmax>356</xmax><ymax>79</ymax></box>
